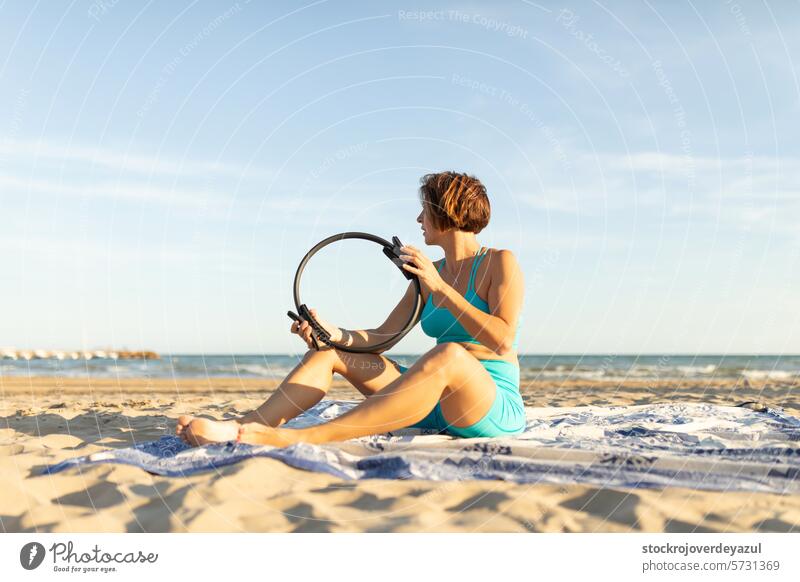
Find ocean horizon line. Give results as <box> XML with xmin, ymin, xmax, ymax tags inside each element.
<box><xmin>160</xmin><ymin>352</ymin><xmax>800</xmax><ymax>357</ymax></box>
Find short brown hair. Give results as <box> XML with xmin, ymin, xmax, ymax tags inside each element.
<box><xmin>418</xmin><ymin>171</ymin><xmax>491</xmax><ymax>233</ymax></box>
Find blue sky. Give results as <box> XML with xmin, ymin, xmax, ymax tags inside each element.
<box><xmin>1</xmin><ymin>0</ymin><xmax>798</xmax><ymax>355</ymax></box>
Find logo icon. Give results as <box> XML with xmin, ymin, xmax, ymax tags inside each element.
<box><xmin>20</xmin><ymin>542</ymin><xmax>46</xmax><ymax>570</ymax></box>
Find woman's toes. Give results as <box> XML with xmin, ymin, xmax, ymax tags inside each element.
<box><xmin>175</xmin><ymin>416</ymin><xmax>190</xmax><ymax>432</ymax></box>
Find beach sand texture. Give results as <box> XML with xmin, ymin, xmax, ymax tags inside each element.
<box><xmin>2</xmin><ymin>376</ymin><xmax>799</xmax><ymax>533</ymax></box>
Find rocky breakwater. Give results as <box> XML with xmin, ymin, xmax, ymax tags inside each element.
<box><xmin>0</xmin><ymin>349</ymin><xmax>160</xmax><ymax>360</ymax></box>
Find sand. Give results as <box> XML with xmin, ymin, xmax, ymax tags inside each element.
<box><xmin>2</xmin><ymin>376</ymin><xmax>799</xmax><ymax>533</ymax></box>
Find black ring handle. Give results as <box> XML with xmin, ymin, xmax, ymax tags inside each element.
<box><xmin>288</xmin><ymin>232</ymin><xmax>422</xmax><ymax>353</ymax></box>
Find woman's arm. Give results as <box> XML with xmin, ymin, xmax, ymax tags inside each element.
<box><xmin>334</xmin><ymin>281</ymin><xmax>420</xmax><ymax>353</ymax></box>
<box><xmin>430</xmin><ymin>249</ymin><xmax>523</xmax><ymax>354</ymax></box>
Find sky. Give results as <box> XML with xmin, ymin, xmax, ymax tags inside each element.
<box><xmin>1</xmin><ymin>0</ymin><xmax>798</xmax><ymax>355</ymax></box>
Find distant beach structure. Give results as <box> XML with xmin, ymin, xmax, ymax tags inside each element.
<box><xmin>0</xmin><ymin>349</ymin><xmax>160</xmax><ymax>360</ymax></box>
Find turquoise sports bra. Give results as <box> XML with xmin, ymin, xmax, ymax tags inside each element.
<box><xmin>421</xmin><ymin>247</ymin><xmax>520</xmax><ymax>350</ymax></box>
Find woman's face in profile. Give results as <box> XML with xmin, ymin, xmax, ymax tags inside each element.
<box><xmin>417</xmin><ymin>206</ymin><xmax>438</xmax><ymax>245</ymax></box>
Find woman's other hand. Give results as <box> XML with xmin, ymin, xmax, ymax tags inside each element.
<box><xmin>399</xmin><ymin>245</ymin><xmax>445</xmax><ymax>293</ymax></box>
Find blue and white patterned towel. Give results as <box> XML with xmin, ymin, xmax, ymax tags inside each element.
<box><xmin>42</xmin><ymin>400</ymin><xmax>800</xmax><ymax>493</ymax></box>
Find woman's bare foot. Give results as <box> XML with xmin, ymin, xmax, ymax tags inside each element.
<box><xmin>177</xmin><ymin>417</ymin><xmax>241</xmax><ymax>447</ymax></box>
<box><xmin>236</xmin><ymin>422</ymin><xmax>303</xmax><ymax>447</ymax></box>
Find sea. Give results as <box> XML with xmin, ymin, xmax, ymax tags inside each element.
<box><xmin>1</xmin><ymin>354</ymin><xmax>799</xmax><ymax>382</ymax></box>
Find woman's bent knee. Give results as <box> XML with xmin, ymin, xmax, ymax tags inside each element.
<box><xmin>432</xmin><ymin>342</ymin><xmax>470</xmax><ymax>361</ymax></box>
<box><xmin>422</xmin><ymin>343</ymin><xmax>470</xmax><ymax>376</ymax></box>
<box><xmin>303</xmin><ymin>347</ymin><xmax>370</xmax><ymax>376</ymax></box>
<box><xmin>301</xmin><ymin>347</ymin><xmax>339</xmax><ymax>367</ymax></box>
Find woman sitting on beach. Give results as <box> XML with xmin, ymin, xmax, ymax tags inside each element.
<box><xmin>176</xmin><ymin>171</ymin><xmax>526</xmax><ymax>447</ymax></box>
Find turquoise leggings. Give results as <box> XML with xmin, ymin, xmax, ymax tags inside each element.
<box><xmin>393</xmin><ymin>358</ymin><xmax>526</xmax><ymax>438</ymax></box>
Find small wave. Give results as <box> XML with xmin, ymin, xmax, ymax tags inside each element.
<box><xmin>521</xmin><ymin>369</ymin><xmax>610</xmax><ymax>380</ymax></box>
<box><xmin>231</xmin><ymin>364</ymin><xmax>289</xmax><ymax>377</ymax></box>
<box><xmin>676</xmin><ymin>365</ymin><xmax>717</xmax><ymax>375</ymax></box>
<box><xmin>741</xmin><ymin>370</ymin><xmax>795</xmax><ymax>381</ymax></box>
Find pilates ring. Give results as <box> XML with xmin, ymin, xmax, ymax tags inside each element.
<box><xmin>287</xmin><ymin>232</ymin><xmax>422</xmax><ymax>353</ymax></box>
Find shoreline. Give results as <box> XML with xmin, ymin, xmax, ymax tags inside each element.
<box><xmin>2</xmin><ymin>374</ymin><xmax>796</xmax><ymax>389</ymax></box>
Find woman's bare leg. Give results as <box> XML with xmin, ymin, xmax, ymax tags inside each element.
<box><xmin>235</xmin><ymin>349</ymin><xmax>338</xmax><ymax>428</ymax></box>
<box><xmin>234</xmin><ymin>343</ymin><xmax>497</xmax><ymax>447</ymax></box>
<box><xmin>237</xmin><ymin>348</ymin><xmax>404</xmax><ymax>427</ymax></box>
<box><xmin>175</xmin><ymin>348</ymin><xmax>405</xmax><ymax>444</ymax></box>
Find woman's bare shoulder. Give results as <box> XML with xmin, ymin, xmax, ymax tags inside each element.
<box><xmin>485</xmin><ymin>248</ymin><xmax>521</xmax><ymax>277</ymax></box>
<box><xmin>486</xmin><ymin>247</ymin><xmax>518</xmax><ymax>262</ymax></box>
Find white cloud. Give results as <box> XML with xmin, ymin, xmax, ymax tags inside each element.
<box><xmin>0</xmin><ymin>232</ymin><xmax>283</xmax><ymax>277</ymax></box>
<box><xmin>0</xmin><ymin>173</ymin><xmax>230</xmax><ymax>208</ymax></box>
<box><xmin>512</xmin><ymin>149</ymin><xmax>800</xmax><ymax>240</ymax></box>
<box><xmin>0</xmin><ymin>138</ymin><xmax>273</xmax><ymax>181</ymax></box>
